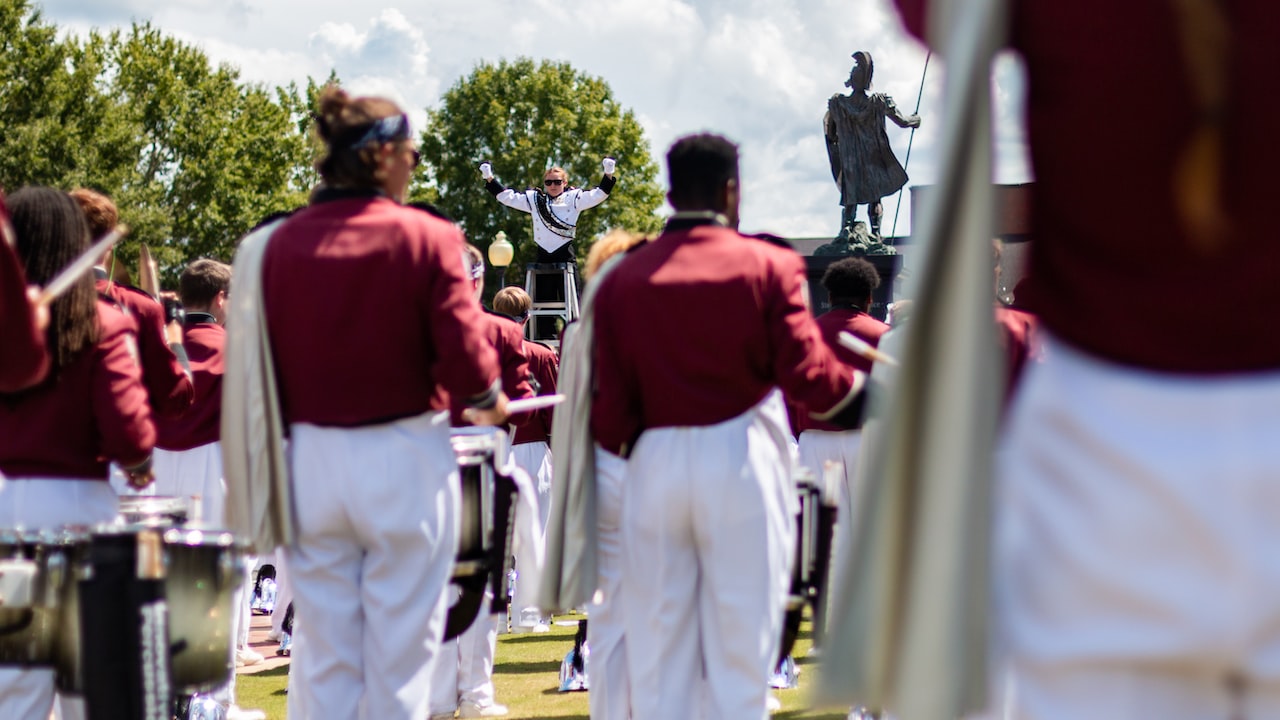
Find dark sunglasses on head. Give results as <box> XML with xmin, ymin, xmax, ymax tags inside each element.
<box><xmin>544</xmin><ymin>179</ymin><xmax>564</xmax><ymax>186</ymax></box>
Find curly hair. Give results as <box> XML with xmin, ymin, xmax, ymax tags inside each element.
<box><xmin>9</xmin><ymin>187</ymin><xmax>98</xmax><ymax>372</ymax></box>
<box><xmin>820</xmin><ymin>257</ymin><xmax>880</xmax><ymax>305</ymax></box>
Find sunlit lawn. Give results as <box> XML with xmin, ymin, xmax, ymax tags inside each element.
<box><xmin>236</xmin><ymin>612</ymin><xmax>848</xmax><ymax>719</ymax></box>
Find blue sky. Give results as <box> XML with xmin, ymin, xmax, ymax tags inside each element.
<box><xmin>40</xmin><ymin>0</ymin><xmax>1032</xmax><ymax>238</ymax></box>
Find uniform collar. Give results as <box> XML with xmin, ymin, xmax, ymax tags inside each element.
<box><xmin>664</xmin><ymin>211</ymin><xmax>729</xmax><ymax>232</ymax></box>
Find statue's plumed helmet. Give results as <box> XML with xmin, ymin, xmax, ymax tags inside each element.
<box><xmin>850</xmin><ymin>50</ymin><xmax>874</xmax><ymax>91</ymax></box>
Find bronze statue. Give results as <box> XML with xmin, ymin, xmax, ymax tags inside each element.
<box><xmin>824</xmin><ymin>51</ymin><xmax>921</xmax><ymax>240</ymax></box>
<box><xmin>814</xmin><ymin>220</ymin><xmax>895</xmax><ymax>257</ymax></box>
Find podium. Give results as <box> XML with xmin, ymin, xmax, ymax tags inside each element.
<box><xmin>523</xmin><ymin>263</ymin><xmax>579</xmax><ymax>349</ymax></box>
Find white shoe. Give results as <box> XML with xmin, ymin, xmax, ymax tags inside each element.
<box><xmin>235</xmin><ymin>647</ymin><xmax>265</xmax><ymax>668</ymax></box>
<box><xmin>531</xmin><ymin>621</ymin><xmax>550</xmax><ymax>634</ymax></box>
<box><xmin>458</xmin><ymin>700</ymin><xmax>509</xmax><ymax>717</ymax></box>
<box><xmin>265</xmin><ymin>630</ymin><xmax>282</xmax><ymax>642</ymax></box>
<box><xmin>226</xmin><ymin>706</ymin><xmax>267</xmax><ymax>720</ymax></box>
<box><xmin>767</xmin><ymin>694</ymin><xmax>782</xmax><ymax>712</ymax></box>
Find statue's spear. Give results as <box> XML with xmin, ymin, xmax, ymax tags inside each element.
<box><xmin>890</xmin><ymin>52</ymin><xmax>931</xmax><ymax>238</ymax></box>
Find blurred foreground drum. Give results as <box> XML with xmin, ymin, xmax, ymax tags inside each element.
<box><xmin>118</xmin><ymin>495</ymin><xmax>190</xmax><ymax>526</ymax></box>
<box><xmin>0</xmin><ymin>528</ymin><xmax>83</xmax><ymax>667</ymax></box>
<box><xmin>163</xmin><ymin>525</ymin><xmax>246</xmax><ymax>693</ymax></box>
<box><xmin>448</xmin><ymin>427</ymin><xmax>520</xmax><ymax>641</ymax></box>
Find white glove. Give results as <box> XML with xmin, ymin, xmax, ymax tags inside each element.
<box><xmin>479</xmin><ymin>162</ymin><xmax>494</xmax><ymax>181</ymax></box>
<box><xmin>602</xmin><ymin>157</ymin><xmax>616</xmax><ymax>175</ymax></box>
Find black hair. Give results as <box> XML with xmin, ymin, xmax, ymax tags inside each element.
<box><xmin>666</xmin><ymin>133</ymin><xmax>739</xmax><ymax>211</ymax></box>
<box><xmin>8</xmin><ymin>187</ymin><xmax>98</xmax><ymax>372</ymax></box>
<box><xmin>821</xmin><ymin>257</ymin><xmax>880</xmax><ymax>305</ymax></box>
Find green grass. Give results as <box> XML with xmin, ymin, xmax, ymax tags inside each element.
<box><xmin>235</xmin><ymin>613</ymin><xmax>849</xmax><ymax>719</ymax></box>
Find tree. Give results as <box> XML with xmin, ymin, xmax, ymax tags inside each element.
<box><xmin>419</xmin><ymin>58</ymin><xmax>664</xmax><ymax>286</ymax></box>
<box><xmin>0</xmin><ymin>1</ymin><xmax>317</xmax><ymax>284</ymax></box>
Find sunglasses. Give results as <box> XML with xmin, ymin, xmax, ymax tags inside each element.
<box><xmin>544</xmin><ymin>179</ymin><xmax>564</xmax><ymax>186</ymax></box>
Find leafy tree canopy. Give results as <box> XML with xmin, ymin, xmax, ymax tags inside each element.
<box><xmin>419</xmin><ymin>58</ymin><xmax>664</xmax><ymax>285</ymax></box>
<box><xmin>0</xmin><ymin>0</ymin><xmax>318</xmax><ymax>283</ymax></box>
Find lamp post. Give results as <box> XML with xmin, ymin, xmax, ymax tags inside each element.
<box><xmin>488</xmin><ymin>231</ymin><xmax>514</xmax><ymax>289</ymax></box>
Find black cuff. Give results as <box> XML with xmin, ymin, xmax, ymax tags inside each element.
<box><xmin>598</xmin><ymin>175</ymin><xmax>616</xmax><ymax>194</ymax></box>
<box><xmin>466</xmin><ymin>379</ymin><xmax>502</xmax><ymax>411</ymax></box>
<box><xmin>809</xmin><ymin>373</ymin><xmax>881</xmax><ymax>430</ymax></box>
<box><xmin>484</xmin><ymin>178</ymin><xmax>505</xmax><ymax>197</ymax></box>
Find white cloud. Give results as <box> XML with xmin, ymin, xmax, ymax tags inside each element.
<box><xmin>36</xmin><ymin>0</ymin><xmax>1033</xmax><ymax>239</ymax></box>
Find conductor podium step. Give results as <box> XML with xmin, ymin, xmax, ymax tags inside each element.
<box><xmin>524</xmin><ymin>263</ymin><xmax>579</xmax><ymax>350</ymax></box>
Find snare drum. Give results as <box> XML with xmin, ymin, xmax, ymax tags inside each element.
<box><xmin>447</xmin><ymin>428</ymin><xmax>520</xmax><ymax>641</ymax></box>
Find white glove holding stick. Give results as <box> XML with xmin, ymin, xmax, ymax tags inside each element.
<box><xmin>479</xmin><ymin>162</ymin><xmax>494</xmax><ymax>181</ymax></box>
<box><xmin>602</xmin><ymin>157</ymin><xmax>616</xmax><ymax>175</ymax></box>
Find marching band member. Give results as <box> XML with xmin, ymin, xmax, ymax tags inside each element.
<box><xmin>152</xmin><ymin>259</ymin><xmax>232</xmax><ymax>523</ymax></box>
<box><xmin>72</xmin><ymin>188</ymin><xmax>194</xmax><ymax>419</ymax></box>
<box><xmin>492</xmin><ymin>286</ymin><xmax>559</xmax><ymax>634</ymax></box>
<box><xmin>481</xmin><ymin>160</ymin><xmax>615</xmax><ymax>263</ymax></box>
<box><xmin>430</xmin><ymin>244</ymin><xmax>530</xmax><ymax>720</ymax></box>
<box><xmin>794</xmin><ymin>257</ymin><xmax>888</xmax><ymax>563</ymax></box>
<box><xmin>890</xmin><ymin>2</ymin><xmax>1280</xmax><ymax>717</ymax></box>
<box><xmin>259</xmin><ymin>85</ymin><xmax>506</xmax><ymax>720</ymax></box>
<box><xmin>590</xmin><ymin>134</ymin><xmax>867</xmax><ymax>720</ymax></box>
<box><xmin>0</xmin><ymin>195</ymin><xmax>49</xmax><ymax>392</ymax></box>
<box><xmin>0</xmin><ymin>187</ymin><xmax>155</xmax><ymax>719</ymax></box>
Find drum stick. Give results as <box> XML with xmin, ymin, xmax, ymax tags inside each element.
<box><xmin>838</xmin><ymin>331</ymin><xmax>900</xmax><ymax>367</ymax></box>
<box><xmin>506</xmin><ymin>394</ymin><xmax>566</xmax><ymax>415</ymax></box>
<box><xmin>36</xmin><ymin>225</ymin><xmax>129</xmax><ymax>307</ymax></box>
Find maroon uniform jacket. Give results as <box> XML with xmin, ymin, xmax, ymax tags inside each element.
<box><xmin>0</xmin><ymin>301</ymin><xmax>155</xmax><ymax>479</ymax></box>
<box><xmin>451</xmin><ymin>310</ymin><xmax>533</xmax><ymax>426</ymax></box>
<box><xmin>591</xmin><ymin>218</ymin><xmax>862</xmax><ymax>457</ymax></box>
<box><xmin>0</xmin><ymin>229</ymin><xmax>48</xmax><ymax>392</ymax></box>
<box><xmin>263</xmin><ymin>190</ymin><xmax>500</xmax><ymax>427</ymax></box>
<box><xmin>896</xmin><ymin>0</ymin><xmax>1280</xmax><ymax>373</ymax></box>
<box><xmin>156</xmin><ymin>316</ymin><xmax>224</xmax><ymax>450</ymax></box>
<box><xmin>96</xmin><ymin>278</ymin><xmax>194</xmax><ymax>417</ymax></box>
<box><xmin>512</xmin><ymin>338</ymin><xmax>558</xmax><ymax>446</ymax></box>
<box><xmin>797</xmin><ymin>306</ymin><xmax>889</xmax><ymax>433</ymax></box>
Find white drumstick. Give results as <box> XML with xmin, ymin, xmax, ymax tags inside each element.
<box><xmin>506</xmin><ymin>394</ymin><xmax>566</xmax><ymax>414</ymax></box>
<box><xmin>37</xmin><ymin>225</ymin><xmax>129</xmax><ymax>307</ymax></box>
<box><xmin>838</xmin><ymin>331</ymin><xmax>899</xmax><ymax>367</ymax></box>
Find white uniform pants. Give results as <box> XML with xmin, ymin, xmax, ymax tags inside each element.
<box><xmin>588</xmin><ymin>447</ymin><xmax>631</xmax><ymax>720</ymax></box>
<box><xmin>622</xmin><ymin>391</ymin><xmax>795</xmax><ymax>720</ymax></box>
<box><xmin>428</xmin><ymin>589</ymin><xmax>501</xmax><ymax>715</ymax></box>
<box><xmin>285</xmin><ymin>411</ymin><xmax>458</xmax><ymax>720</ymax></box>
<box><xmin>0</xmin><ymin>479</ymin><xmax>117</xmax><ymax>720</ymax></box>
<box><xmin>511</xmin><ymin>441</ymin><xmax>551</xmax><ymax>616</ymax></box>
<box><xmin>152</xmin><ymin>441</ymin><xmax>225</xmax><ymax>525</ymax></box>
<box><xmin>796</xmin><ymin>429</ymin><xmax>862</xmax><ymax>570</ymax></box>
<box><xmin>996</xmin><ymin>335</ymin><xmax>1280</xmax><ymax>720</ymax></box>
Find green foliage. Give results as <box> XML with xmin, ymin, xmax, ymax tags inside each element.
<box><xmin>0</xmin><ymin>0</ymin><xmax>317</xmax><ymax>284</ymax></box>
<box><xmin>419</xmin><ymin>58</ymin><xmax>664</xmax><ymax>285</ymax></box>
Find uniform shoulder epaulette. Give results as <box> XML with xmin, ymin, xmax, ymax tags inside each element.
<box><xmin>747</xmin><ymin>232</ymin><xmax>797</xmax><ymax>253</ymax></box>
<box><xmin>530</xmin><ymin>339</ymin><xmax>555</xmax><ymax>352</ymax></box>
